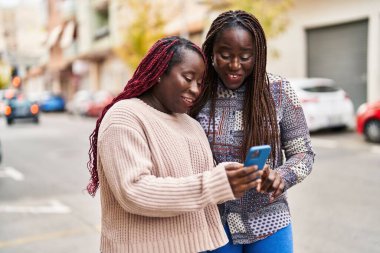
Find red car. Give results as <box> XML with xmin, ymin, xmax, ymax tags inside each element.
<box><xmin>356</xmin><ymin>100</ymin><xmax>380</xmax><ymax>143</ymax></box>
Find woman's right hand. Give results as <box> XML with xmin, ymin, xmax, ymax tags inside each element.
<box><xmin>225</xmin><ymin>163</ymin><xmax>263</xmax><ymax>198</ymax></box>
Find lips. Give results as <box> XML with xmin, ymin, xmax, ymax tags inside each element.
<box><xmin>226</xmin><ymin>73</ymin><xmax>243</xmax><ymax>84</ymax></box>
<box><xmin>181</xmin><ymin>96</ymin><xmax>194</xmax><ymax>107</ymax></box>
<box><xmin>229</xmin><ymin>73</ymin><xmax>240</xmax><ymax>79</ymax></box>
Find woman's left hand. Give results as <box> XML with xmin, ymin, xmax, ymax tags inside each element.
<box><xmin>257</xmin><ymin>165</ymin><xmax>285</xmax><ymax>202</ymax></box>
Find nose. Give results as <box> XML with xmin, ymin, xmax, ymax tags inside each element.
<box><xmin>189</xmin><ymin>81</ymin><xmax>201</xmax><ymax>98</ymax></box>
<box><xmin>229</xmin><ymin>57</ymin><xmax>241</xmax><ymax>71</ymax></box>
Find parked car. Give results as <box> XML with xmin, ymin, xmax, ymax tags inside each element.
<box><xmin>288</xmin><ymin>78</ymin><xmax>355</xmax><ymax>132</ymax></box>
<box><xmin>356</xmin><ymin>100</ymin><xmax>380</xmax><ymax>143</ymax></box>
<box><xmin>1</xmin><ymin>89</ymin><xmax>18</xmax><ymax>116</ymax></box>
<box><xmin>4</xmin><ymin>92</ymin><xmax>39</xmax><ymax>125</ymax></box>
<box><xmin>38</xmin><ymin>92</ymin><xmax>65</xmax><ymax>112</ymax></box>
<box><xmin>0</xmin><ymin>89</ymin><xmax>6</xmax><ymax>116</ymax></box>
<box><xmin>86</xmin><ymin>91</ymin><xmax>114</xmax><ymax>117</ymax></box>
<box><xmin>66</xmin><ymin>90</ymin><xmax>93</xmax><ymax>116</ymax></box>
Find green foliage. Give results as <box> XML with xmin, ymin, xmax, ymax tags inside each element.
<box><xmin>114</xmin><ymin>0</ymin><xmax>167</xmax><ymax>70</ymax></box>
<box><xmin>0</xmin><ymin>61</ymin><xmax>11</xmax><ymax>89</ymax></box>
<box><xmin>202</xmin><ymin>0</ymin><xmax>293</xmax><ymax>39</ymax></box>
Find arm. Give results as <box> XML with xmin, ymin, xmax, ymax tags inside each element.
<box><xmin>276</xmin><ymin>78</ymin><xmax>315</xmax><ymax>190</ymax></box>
<box><xmin>259</xmin><ymin>78</ymin><xmax>315</xmax><ymax>198</ymax></box>
<box><xmin>98</xmin><ymin>124</ymin><xmax>235</xmax><ymax>218</ymax></box>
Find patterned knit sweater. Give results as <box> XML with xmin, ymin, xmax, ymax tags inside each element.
<box><xmin>196</xmin><ymin>73</ymin><xmax>315</xmax><ymax>244</ymax></box>
<box><xmin>97</xmin><ymin>98</ymin><xmax>236</xmax><ymax>253</ymax></box>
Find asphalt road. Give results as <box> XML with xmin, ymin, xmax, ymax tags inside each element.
<box><xmin>0</xmin><ymin>113</ymin><xmax>379</xmax><ymax>253</ymax></box>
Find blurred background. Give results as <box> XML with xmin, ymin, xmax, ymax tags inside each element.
<box><xmin>0</xmin><ymin>0</ymin><xmax>379</xmax><ymax>253</ymax></box>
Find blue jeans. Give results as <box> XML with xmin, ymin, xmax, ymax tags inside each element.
<box><xmin>204</xmin><ymin>223</ymin><xmax>293</xmax><ymax>253</ymax></box>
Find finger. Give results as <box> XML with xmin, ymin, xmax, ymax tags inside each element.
<box><xmin>262</xmin><ymin>164</ymin><xmax>270</xmax><ymax>171</ymax></box>
<box><xmin>262</xmin><ymin>165</ymin><xmax>270</xmax><ymax>176</ymax></box>
<box><xmin>235</xmin><ymin>178</ymin><xmax>263</xmax><ymax>196</ymax></box>
<box><xmin>230</xmin><ymin>173</ymin><xmax>264</xmax><ymax>198</ymax></box>
<box><xmin>270</xmin><ymin>173</ymin><xmax>281</xmax><ymax>192</ymax></box>
<box><xmin>225</xmin><ymin>163</ymin><xmax>243</xmax><ymax>171</ymax></box>
<box><xmin>233</xmin><ymin>165</ymin><xmax>259</xmax><ymax>178</ymax></box>
<box><xmin>244</xmin><ymin>164</ymin><xmax>260</xmax><ymax>172</ymax></box>
<box><xmin>232</xmin><ymin>170</ymin><xmax>264</xmax><ymax>189</ymax></box>
<box><xmin>261</xmin><ymin>171</ymin><xmax>275</xmax><ymax>192</ymax></box>
<box><xmin>231</xmin><ymin>184</ymin><xmax>248</xmax><ymax>198</ymax></box>
<box><xmin>273</xmin><ymin>180</ymin><xmax>285</xmax><ymax>199</ymax></box>
<box><xmin>256</xmin><ymin>181</ymin><xmax>261</xmax><ymax>192</ymax></box>
<box><xmin>244</xmin><ymin>165</ymin><xmax>260</xmax><ymax>173</ymax></box>
<box><xmin>246</xmin><ymin>178</ymin><xmax>262</xmax><ymax>189</ymax></box>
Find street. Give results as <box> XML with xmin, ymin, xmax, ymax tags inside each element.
<box><xmin>0</xmin><ymin>113</ymin><xmax>379</xmax><ymax>253</ymax></box>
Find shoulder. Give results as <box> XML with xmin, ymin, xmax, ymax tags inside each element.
<box><xmin>267</xmin><ymin>73</ymin><xmax>290</xmax><ymax>88</ymax></box>
<box><xmin>268</xmin><ymin>73</ymin><xmax>296</xmax><ymax>97</ymax></box>
<box><xmin>99</xmin><ymin>98</ymin><xmax>144</xmax><ymax>134</ymax></box>
<box><xmin>106</xmin><ymin>98</ymin><xmax>142</xmax><ymax>120</ymax></box>
<box><xmin>268</xmin><ymin>73</ymin><xmax>303</xmax><ymax>114</ymax></box>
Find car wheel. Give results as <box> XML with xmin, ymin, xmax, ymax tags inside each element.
<box><xmin>6</xmin><ymin>118</ymin><xmax>13</xmax><ymax>125</ymax></box>
<box><xmin>364</xmin><ymin>119</ymin><xmax>380</xmax><ymax>143</ymax></box>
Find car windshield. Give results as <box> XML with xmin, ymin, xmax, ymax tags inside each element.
<box><xmin>302</xmin><ymin>85</ymin><xmax>340</xmax><ymax>92</ymax></box>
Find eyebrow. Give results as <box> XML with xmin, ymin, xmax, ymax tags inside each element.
<box><xmin>218</xmin><ymin>44</ymin><xmax>253</xmax><ymax>51</ymax></box>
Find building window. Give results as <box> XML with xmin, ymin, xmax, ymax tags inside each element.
<box><xmin>93</xmin><ymin>8</ymin><xmax>109</xmax><ymax>40</ymax></box>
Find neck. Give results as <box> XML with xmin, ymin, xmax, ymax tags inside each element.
<box><xmin>139</xmin><ymin>92</ymin><xmax>171</xmax><ymax>114</ymax></box>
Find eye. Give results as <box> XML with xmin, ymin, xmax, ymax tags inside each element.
<box><xmin>220</xmin><ymin>53</ymin><xmax>230</xmax><ymax>60</ymax></box>
<box><xmin>184</xmin><ymin>76</ymin><xmax>192</xmax><ymax>82</ymax></box>
<box><xmin>240</xmin><ymin>54</ymin><xmax>252</xmax><ymax>61</ymax></box>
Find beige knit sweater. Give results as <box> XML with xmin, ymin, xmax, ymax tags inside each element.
<box><xmin>97</xmin><ymin>98</ymin><xmax>235</xmax><ymax>253</ymax></box>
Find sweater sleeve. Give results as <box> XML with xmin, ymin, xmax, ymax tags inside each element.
<box><xmin>276</xmin><ymin>78</ymin><xmax>316</xmax><ymax>191</ymax></box>
<box><xmin>98</xmin><ymin>123</ymin><xmax>235</xmax><ymax>218</ymax></box>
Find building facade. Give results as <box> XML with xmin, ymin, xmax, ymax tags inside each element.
<box><xmin>20</xmin><ymin>0</ymin><xmax>380</xmax><ymax>108</ymax></box>
<box><xmin>268</xmin><ymin>0</ymin><xmax>380</xmax><ymax>108</ymax></box>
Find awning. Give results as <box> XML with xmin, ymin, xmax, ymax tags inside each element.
<box><xmin>60</xmin><ymin>21</ymin><xmax>76</xmax><ymax>48</ymax></box>
<box><xmin>47</xmin><ymin>25</ymin><xmax>63</xmax><ymax>48</ymax></box>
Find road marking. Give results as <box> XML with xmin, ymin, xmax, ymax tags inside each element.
<box><xmin>0</xmin><ymin>200</ymin><xmax>71</xmax><ymax>214</ymax></box>
<box><xmin>0</xmin><ymin>228</ymin><xmax>85</xmax><ymax>248</ymax></box>
<box><xmin>0</xmin><ymin>167</ymin><xmax>24</xmax><ymax>181</ymax></box>
<box><xmin>311</xmin><ymin>138</ymin><xmax>338</xmax><ymax>149</ymax></box>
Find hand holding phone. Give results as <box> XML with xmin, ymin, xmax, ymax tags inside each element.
<box><xmin>244</xmin><ymin>145</ymin><xmax>271</xmax><ymax>169</ymax></box>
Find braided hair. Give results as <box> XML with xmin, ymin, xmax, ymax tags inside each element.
<box><xmin>190</xmin><ymin>10</ymin><xmax>280</xmax><ymax>165</ymax></box>
<box><xmin>87</xmin><ymin>36</ymin><xmax>206</xmax><ymax>196</ymax></box>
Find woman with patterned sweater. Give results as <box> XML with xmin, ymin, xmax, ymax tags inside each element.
<box><xmin>86</xmin><ymin>36</ymin><xmax>264</xmax><ymax>253</ymax></box>
<box><xmin>191</xmin><ymin>10</ymin><xmax>315</xmax><ymax>253</ymax></box>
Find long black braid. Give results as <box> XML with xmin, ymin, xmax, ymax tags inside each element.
<box><xmin>190</xmin><ymin>10</ymin><xmax>280</xmax><ymax>166</ymax></box>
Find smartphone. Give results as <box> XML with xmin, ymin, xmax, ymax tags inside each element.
<box><xmin>243</xmin><ymin>145</ymin><xmax>271</xmax><ymax>169</ymax></box>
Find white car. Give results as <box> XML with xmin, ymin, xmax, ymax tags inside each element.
<box><xmin>288</xmin><ymin>78</ymin><xmax>355</xmax><ymax>132</ymax></box>
<box><xmin>66</xmin><ymin>90</ymin><xmax>94</xmax><ymax>116</ymax></box>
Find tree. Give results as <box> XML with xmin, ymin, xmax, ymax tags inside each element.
<box><xmin>201</xmin><ymin>0</ymin><xmax>293</xmax><ymax>39</ymax></box>
<box><xmin>0</xmin><ymin>61</ymin><xmax>11</xmax><ymax>89</ymax></box>
<box><xmin>113</xmin><ymin>0</ymin><xmax>168</xmax><ymax>70</ymax></box>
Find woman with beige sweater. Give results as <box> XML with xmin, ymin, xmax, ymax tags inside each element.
<box><xmin>86</xmin><ymin>36</ymin><xmax>263</xmax><ymax>253</ymax></box>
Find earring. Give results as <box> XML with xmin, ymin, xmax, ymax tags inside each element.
<box><xmin>158</xmin><ymin>77</ymin><xmax>161</xmax><ymax>82</ymax></box>
<box><xmin>211</xmin><ymin>57</ymin><xmax>215</xmax><ymax>66</ymax></box>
